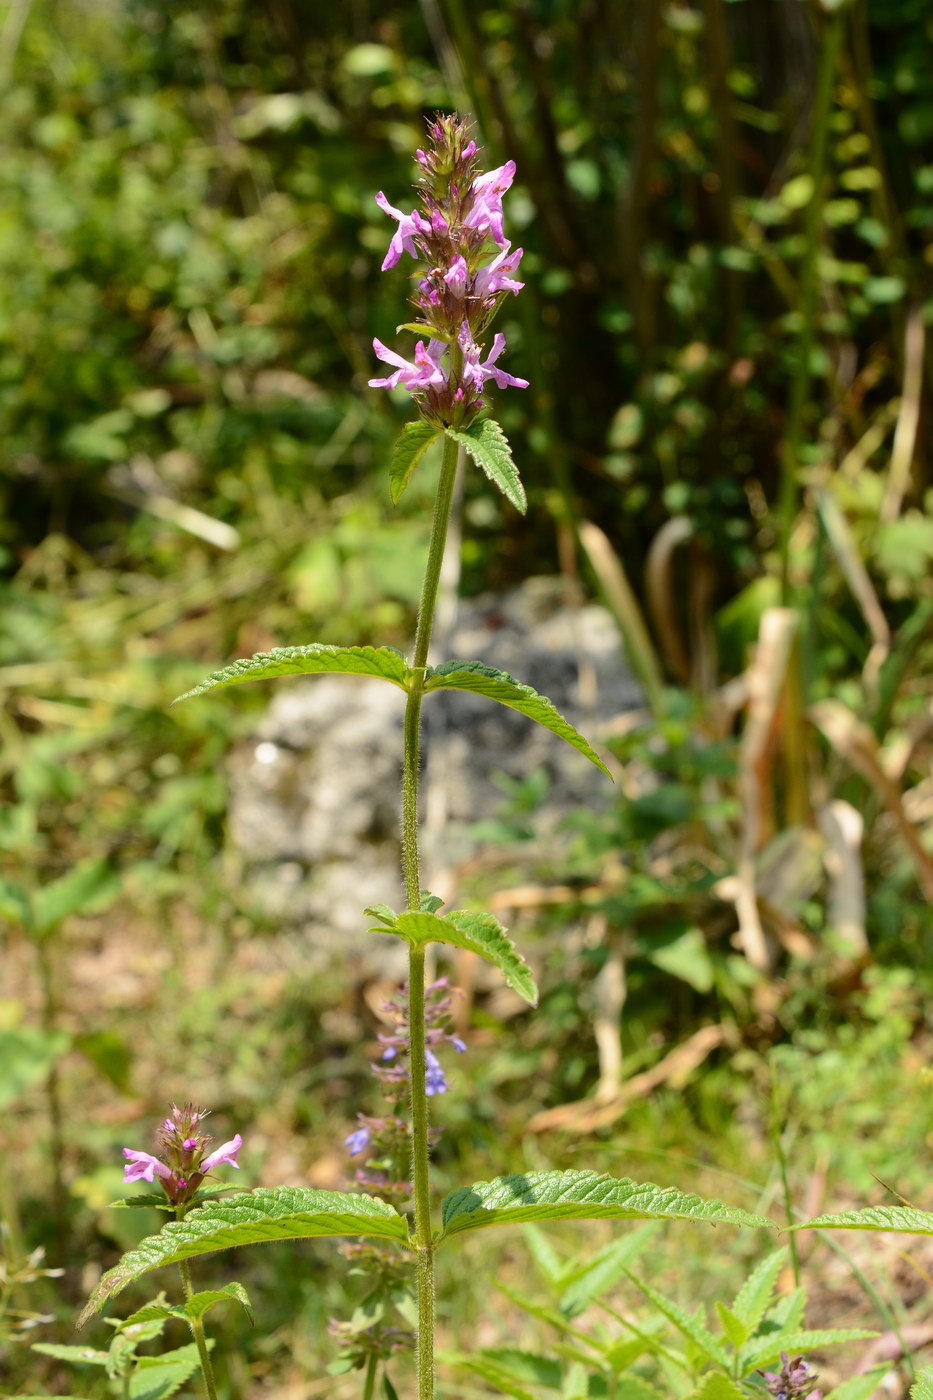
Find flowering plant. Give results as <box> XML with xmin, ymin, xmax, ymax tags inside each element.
<box><xmin>75</xmin><ymin>115</ymin><xmax>775</xmax><ymax>1400</ymax></box>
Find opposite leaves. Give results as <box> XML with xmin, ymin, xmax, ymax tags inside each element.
<box><xmin>78</xmin><ymin>1187</ymin><xmax>408</xmax><ymax>1326</ymax></box>
<box><xmin>445</xmin><ymin>419</ymin><xmax>527</xmax><ymax>514</ymax></box>
<box><xmin>439</xmin><ymin>1171</ymin><xmax>776</xmax><ymax>1242</ymax></box>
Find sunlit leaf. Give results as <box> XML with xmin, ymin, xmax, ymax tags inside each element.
<box><xmin>173</xmin><ymin>645</ymin><xmax>409</xmax><ymax>703</ymax></box>
<box><xmin>388</xmin><ymin>421</ymin><xmax>439</xmax><ymax>504</ymax></box>
<box><xmin>79</xmin><ymin>1188</ymin><xmax>408</xmax><ymax>1325</ymax></box>
<box><xmin>424</xmin><ymin>660</ymin><xmax>610</xmax><ymax>777</ymax></box>
<box><xmin>445</xmin><ymin>419</ymin><xmax>527</xmax><ymax>513</ymax></box>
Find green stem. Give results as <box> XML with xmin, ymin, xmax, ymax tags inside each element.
<box><xmin>402</xmin><ymin>428</ymin><xmax>461</xmax><ymax>1400</ymax></box>
<box><xmin>777</xmin><ymin>7</ymin><xmax>844</xmax><ymax>600</ymax></box>
<box><xmin>177</xmin><ymin>1254</ymin><xmax>219</xmax><ymax>1400</ymax></box>
<box><xmin>362</xmin><ymin>1351</ymin><xmax>378</xmax><ymax>1400</ymax></box>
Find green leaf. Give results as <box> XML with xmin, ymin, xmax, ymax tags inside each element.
<box><xmin>829</xmin><ymin>1366</ymin><xmax>892</xmax><ymax>1400</ymax></box>
<box><xmin>688</xmin><ymin>1375</ymin><xmax>747</xmax><ymax>1400</ymax></box>
<box><xmin>31</xmin><ymin>1343</ymin><xmax>110</xmax><ymax>1366</ymax></box>
<box><xmin>445</xmin><ymin>419</ymin><xmax>527</xmax><ymax>513</ymax></box>
<box><xmin>559</xmin><ymin>1223</ymin><xmax>662</xmax><ymax>1317</ymax></box>
<box><xmin>731</xmin><ymin>1247</ymin><xmax>786</xmax><ymax>1330</ymax></box>
<box><xmin>607</xmin><ymin>1378</ymin><xmax>664</xmax><ymax>1400</ymax></box>
<box><xmin>911</xmin><ymin>1368</ymin><xmax>933</xmax><ymax>1400</ymax></box>
<box><xmin>78</xmin><ymin>1187</ymin><xmax>408</xmax><ymax>1325</ymax></box>
<box><xmin>424</xmin><ymin>660</ymin><xmax>611</xmax><ymax>777</ymax></box>
<box><xmin>795</xmin><ymin>1206</ymin><xmax>933</xmax><ymax>1234</ymax></box>
<box><xmin>0</xmin><ymin>1027</ymin><xmax>71</xmax><ymax>1111</ymax></box>
<box><xmin>439</xmin><ymin>1171</ymin><xmax>775</xmax><ymax>1241</ymax></box>
<box><xmin>33</xmin><ymin>858</ymin><xmax>120</xmax><ymax>936</ymax></box>
<box><xmin>740</xmin><ymin>1331</ymin><xmax>877</xmax><ymax>1374</ymax></box>
<box><xmin>389</xmin><ymin>422</ymin><xmax>440</xmax><ymax>504</ymax></box>
<box><xmin>74</xmin><ymin>1030</ymin><xmax>132</xmax><ymax>1091</ymax></box>
<box><xmin>623</xmin><ymin>1272</ymin><xmax>731</xmax><ymax>1370</ymax></box>
<box><xmin>443</xmin><ymin>1351</ymin><xmax>547</xmax><ymax>1400</ymax></box>
<box><xmin>715</xmin><ymin>1301</ymin><xmax>750</xmax><ymax>1351</ymax></box>
<box><xmin>131</xmin><ymin>1342</ymin><xmax>206</xmax><ymax>1400</ymax></box>
<box><xmin>419</xmin><ymin>890</ymin><xmax>444</xmax><ymax>914</ymax></box>
<box><xmin>389</xmin><ymin>908</ymin><xmax>537</xmax><ymax>1005</ymax></box>
<box><xmin>520</xmin><ymin>1223</ymin><xmax>566</xmax><ymax>1286</ymax></box>
<box><xmin>121</xmin><ymin>1282</ymin><xmax>254</xmax><ymax>1328</ymax></box>
<box><xmin>173</xmin><ymin>644</ymin><xmax>409</xmax><ymax>704</ymax></box>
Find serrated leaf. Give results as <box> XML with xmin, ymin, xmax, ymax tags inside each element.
<box><xmin>364</xmin><ymin>903</ymin><xmax>398</xmax><ymax>929</ymax></box>
<box><xmin>715</xmin><ymin>1301</ymin><xmax>750</xmax><ymax>1350</ymax></box>
<box><xmin>443</xmin><ymin>1352</ymin><xmax>543</xmax><ymax>1400</ymax></box>
<box><xmin>173</xmin><ymin>644</ymin><xmax>409</xmax><ymax>704</ymax></box>
<box><xmin>389</xmin><ymin>422</ymin><xmax>439</xmax><ymax>504</ymax></box>
<box><xmin>911</xmin><ymin>1368</ymin><xmax>933</xmax><ymax>1400</ymax></box>
<box><xmin>454</xmin><ymin>1348</ymin><xmax>564</xmax><ymax>1392</ymax></box>
<box><xmin>829</xmin><ymin>1366</ymin><xmax>892</xmax><ymax>1400</ymax></box>
<box><xmin>392</xmin><ymin>908</ymin><xmax>537</xmax><ymax>1005</ymax></box>
<box><xmin>795</xmin><ymin>1206</ymin><xmax>933</xmax><ymax>1234</ymax></box>
<box><xmin>741</xmin><ymin>1330</ymin><xmax>877</xmax><ymax>1373</ymax></box>
<box><xmin>446</xmin><ymin>419</ymin><xmax>526</xmax><ymax>512</ymax></box>
<box><xmin>731</xmin><ymin>1247</ymin><xmax>786</xmax><ymax>1329</ymax></box>
<box><xmin>121</xmin><ymin>1282</ymin><xmax>253</xmax><ymax>1328</ymax></box>
<box><xmin>78</xmin><ymin>1187</ymin><xmax>408</xmax><ymax>1325</ymax></box>
<box><xmin>131</xmin><ymin>1342</ymin><xmax>206</xmax><ymax>1400</ymax></box>
<box><xmin>689</xmin><ymin>1374</ymin><xmax>747</xmax><ymax>1400</ymax></box>
<box><xmin>624</xmin><ymin>1272</ymin><xmax>731</xmax><ymax>1370</ymax></box>
<box><xmin>439</xmin><ymin>1171</ymin><xmax>775</xmax><ymax>1242</ymax></box>
<box><xmin>559</xmin><ymin>1223</ymin><xmax>661</xmax><ymax>1317</ymax></box>
<box><xmin>424</xmin><ymin>660</ymin><xmax>610</xmax><ymax>777</ymax></box>
<box><xmin>608</xmin><ymin>1378</ymin><xmax>665</xmax><ymax>1400</ymax></box>
<box><xmin>521</xmin><ymin>1223</ymin><xmax>567</xmax><ymax>1287</ymax></box>
<box><xmin>31</xmin><ymin>1343</ymin><xmax>110</xmax><ymax>1365</ymax></box>
<box><xmin>419</xmin><ymin>890</ymin><xmax>444</xmax><ymax>913</ymax></box>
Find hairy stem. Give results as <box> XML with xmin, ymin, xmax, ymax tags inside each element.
<box><xmin>402</xmin><ymin>429</ymin><xmax>461</xmax><ymax>1400</ymax></box>
<box><xmin>177</xmin><ymin>1254</ymin><xmax>219</xmax><ymax>1400</ymax></box>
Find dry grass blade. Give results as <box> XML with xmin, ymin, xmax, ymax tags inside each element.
<box><xmin>528</xmin><ymin>1025</ymin><xmax>729</xmax><ymax>1134</ymax></box>
<box><xmin>881</xmin><ymin>305</ymin><xmax>925</xmax><ymax>523</ymax></box>
<box><xmin>578</xmin><ymin>520</ymin><xmax>664</xmax><ymax>712</ymax></box>
<box><xmin>644</xmin><ymin>516</ymin><xmax>694</xmax><ymax>683</ymax></box>
<box><xmin>817</xmin><ymin>799</ymin><xmax>868</xmax><ymax>959</ymax></box>
<box><xmin>809</xmin><ymin>698</ymin><xmax>933</xmax><ymax>901</ymax></box>
<box><xmin>734</xmin><ymin>608</ymin><xmax>799</xmax><ymax>973</ymax></box>
<box><xmin>817</xmin><ymin>488</ymin><xmax>890</xmax><ymax>703</ymax></box>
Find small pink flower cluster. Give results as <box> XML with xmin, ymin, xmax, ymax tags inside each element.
<box><xmin>122</xmin><ymin>1102</ymin><xmax>242</xmax><ymax>1206</ymax></box>
<box><xmin>370</xmin><ymin>114</ymin><xmax>528</xmax><ymax>428</ymax></box>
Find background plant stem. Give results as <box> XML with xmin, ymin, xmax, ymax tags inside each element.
<box><xmin>402</xmin><ymin>429</ymin><xmax>462</xmax><ymax>1400</ymax></box>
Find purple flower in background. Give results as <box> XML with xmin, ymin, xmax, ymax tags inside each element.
<box><xmin>374</xmin><ymin>192</ymin><xmax>424</xmax><ymax>270</ymax></box>
<box><xmin>424</xmin><ymin>1049</ymin><xmax>447</xmax><ymax>1096</ymax></box>
<box><xmin>759</xmin><ymin>1354</ymin><xmax>822</xmax><ymax>1400</ymax></box>
<box><xmin>344</xmin><ymin>1126</ymin><xmax>371</xmax><ymax>1156</ymax></box>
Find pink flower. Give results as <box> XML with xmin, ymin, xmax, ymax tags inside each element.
<box><xmin>465</xmin><ymin>161</ymin><xmax>517</xmax><ymax>247</ymax></box>
<box><xmin>460</xmin><ymin>327</ymin><xmax>529</xmax><ymax>391</ymax></box>
<box><xmin>374</xmin><ymin>192</ymin><xmax>425</xmax><ymax>271</ymax></box>
<box><xmin>201</xmin><ymin>1134</ymin><xmax>242</xmax><ymax>1173</ymax></box>
<box><xmin>122</xmin><ymin>1149</ymin><xmax>172</xmax><ymax>1185</ymax></box>
<box><xmin>443</xmin><ymin>255</ymin><xmax>469</xmax><ymax>298</ymax></box>
<box><xmin>474</xmin><ymin>243</ymin><xmax>524</xmax><ymax>297</ymax></box>
<box><xmin>369</xmin><ymin>337</ymin><xmax>446</xmax><ymax>391</ymax></box>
